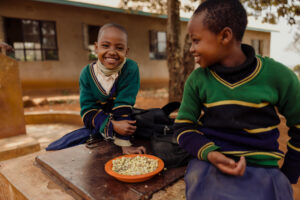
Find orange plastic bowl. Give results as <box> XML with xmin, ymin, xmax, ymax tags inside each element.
<box><xmin>104</xmin><ymin>154</ymin><xmax>164</xmax><ymax>183</ymax></box>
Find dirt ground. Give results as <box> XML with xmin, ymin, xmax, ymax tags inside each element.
<box><xmin>23</xmin><ymin>89</ymin><xmax>300</xmax><ymax>200</ymax></box>
<box><xmin>23</xmin><ymin>88</ymin><xmax>169</xmax><ymax>113</ymax></box>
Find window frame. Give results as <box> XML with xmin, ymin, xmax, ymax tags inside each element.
<box><xmin>149</xmin><ymin>30</ymin><xmax>167</xmax><ymax>60</ymax></box>
<box><xmin>3</xmin><ymin>16</ymin><xmax>59</xmax><ymax>61</ymax></box>
<box><xmin>83</xmin><ymin>24</ymin><xmax>101</xmax><ymax>61</ymax></box>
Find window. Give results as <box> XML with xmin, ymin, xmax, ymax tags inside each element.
<box><xmin>149</xmin><ymin>30</ymin><xmax>167</xmax><ymax>59</ymax></box>
<box><xmin>4</xmin><ymin>17</ymin><xmax>58</xmax><ymax>61</ymax></box>
<box><xmin>83</xmin><ymin>24</ymin><xmax>101</xmax><ymax>60</ymax></box>
<box><xmin>251</xmin><ymin>39</ymin><xmax>264</xmax><ymax>55</ymax></box>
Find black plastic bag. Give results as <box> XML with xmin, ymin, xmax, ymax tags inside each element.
<box><xmin>132</xmin><ymin>102</ymin><xmax>179</xmax><ymax>139</ymax></box>
<box><xmin>132</xmin><ymin>101</ymin><xmax>193</xmax><ymax>168</ymax></box>
<box><xmin>151</xmin><ymin>133</ymin><xmax>193</xmax><ymax>168</ymax></box>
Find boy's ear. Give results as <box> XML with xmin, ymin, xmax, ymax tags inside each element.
<box><xmin>219</xmin><ymin>27</ymin><xmax>233</xmax><ymax>45</ymax></box>
<box><xmin>126</xmin><ymin>47</ymin><xmax>129</xmax><ymax>57</ymax></box>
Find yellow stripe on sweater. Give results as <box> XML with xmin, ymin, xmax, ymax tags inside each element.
<box><xmin>244</xmin><ymin>125</ymin><xmax>278</xmax><ymax>134</ymax></box>
<box><xmin>197</xmin><ymin>142</ymin><xmax>214</xmax><ymax>160</ymax></box>
<box><xmin>210</xmin><ymin>57</ymin><xmax>262</xmax><ymax>89</ymax></box>
<box><xmin>175</xmin><ymin>119</ymin><xmax>194</xmax><ymax>124</ymax></box>
<box><xmin>288</xmin><ymin>142</ymin><xmax>300</xmax><ymax>152</ymax></box>
<box><xmin>203</xmin><ymin>100</ymin><xmax>269</xmax><ymax>108</ymax></box>
<box><xmin>112</xmin><ymin>105</ymin><xmax>132</xmax><ymax>110</ymax></box>
<box><xmin>177</xmin><ymin>129</ymin><xmax>204</xmax><ymax>144</ymax></box>
<box><xmin>92</xmin><ymin>109</ymin><xmax>104</xmax><ymax>128</ymax></box>
<box><xmin>222</xmin><ymin>151</ymin><xmax>284</xmax><ymax>159</ymax></box>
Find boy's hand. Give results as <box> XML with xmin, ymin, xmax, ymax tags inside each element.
<box><xmin>122</xmin><ymin>146</ymin><xmax>146</xmax><ymax>154</ymax></box>
<box><xmin>207</xmin><ymin>151</ymin><xmax>246</xmax><ymax>176</ymax></box>
<box><xmin>111</xmin><ymin>120</ymin><xmax>136</xmax><ymax>136</ymax></box>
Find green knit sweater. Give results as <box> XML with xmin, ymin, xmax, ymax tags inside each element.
<box><xmin>79</xmin><ymin>58</ymin><xmax>140</xmax><ymax>134</ymax></box>
<box><xmin>175</xmin><ymin>55</ymin><xmax>300</xmax><ymax>183</ymax></box>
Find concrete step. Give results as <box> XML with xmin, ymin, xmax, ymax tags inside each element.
<box><xmin>0</xmin><ymin>135</ymin><xmax>40</xmax><ymax>162</ymax></box>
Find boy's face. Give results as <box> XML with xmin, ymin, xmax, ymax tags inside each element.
<box><xmin>95</xmin><ymin>27</ymin><xmax>128</xmax><ymax>69</ymax></box>
<box><xmin>188</xmin><ymin>13</ymin><xmax>224</xmax><ymax>68</ymax></box>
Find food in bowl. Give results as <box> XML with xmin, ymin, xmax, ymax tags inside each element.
<box><xmin>112</xmin><ymin>155</ymin><xmax>158</xmax><ymax>175</ymax></box>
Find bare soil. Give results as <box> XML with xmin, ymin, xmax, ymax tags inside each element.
<box><xmin>24</xmin><ymin>89</ymin><xmax>169</xmax><ymax>113</ymax></box>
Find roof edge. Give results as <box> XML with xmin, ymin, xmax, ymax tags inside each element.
<box><xmin>34</xmin><ymin>0</ymin><xmax>277</xmax><ymax>32</ymax></box>
<box><xmin>33</xmin><ymin>0</ymin><xmax>190</xmax><ymax>21</ymax></box>
<box><xmin>246</xmin><ymin>26</ymin><xmax>279</xmax><ymax>33</ymax></box>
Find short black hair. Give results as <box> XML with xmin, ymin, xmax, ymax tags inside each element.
<box><xmin>193</xmin><ymin>0</ymin><xmax>247</xmax><ymax>41</ymax></box>
<box><xmin>97</xmin><ymin>23</ymin><xmax>128</xmax><ymax>42</ymax></box>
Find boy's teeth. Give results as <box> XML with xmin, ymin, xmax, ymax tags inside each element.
<box><xmin>106</xmin><ymin>58</ymin><xmax>116</xmax><ymax>62</ymax></box>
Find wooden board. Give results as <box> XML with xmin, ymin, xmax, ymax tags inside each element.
<box><xmin>36</xmin><ymin>140</ymin><xmax>185</xmax><ymax>200</ymax></box>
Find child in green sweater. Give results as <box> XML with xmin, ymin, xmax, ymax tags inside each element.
<box><xmin>80</xmin><ymin>23</ymin><xmax>145</xmax><ymax>154</ymax></box>
<box><xmin>174</xmin><ymin>0</ymin><xmax>300</xmax><ymax>199</ymax></box>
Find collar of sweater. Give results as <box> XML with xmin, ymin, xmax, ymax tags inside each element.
<box><xmin>209</xmin><ymin>44</ymin><xmax>257</xmax><ymax>84</ymax></box>
<box><xmin>96</xmin><ymin>58</ymin><xmax>127</xmax><ymax>77</ymax></box>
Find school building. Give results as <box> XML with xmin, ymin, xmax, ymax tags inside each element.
<box><xmin>0</xmin><ymin>0</ymin><xmax>274</xmax><ymax>93</ymax></box>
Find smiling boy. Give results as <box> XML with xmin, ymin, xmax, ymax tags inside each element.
<box><xmin>80</xmin><ymin>23</ymin><xmax>145</xmax><ymax>154</ymax></box>
<box><xmin>174</xmin><ymin>0</ymin><xmax>300</xmax><ymax>199</ymax></box>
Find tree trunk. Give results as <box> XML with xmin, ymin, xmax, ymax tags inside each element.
<box><xmin>167</xmin><ymin>0</ymin><xmax>182</xmax><ymax>102</ymax></box>
<box><xmin>182</xmin><ymin>33</ymin><xmax>195</xmax><ymax>85</ymax></box>
<box><xmin>167</xmin><ymin>0</ymin><xmax>194</xmax><ymax>102</ymax></box>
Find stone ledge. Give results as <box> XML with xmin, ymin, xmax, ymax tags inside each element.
<box><xmin>0</xmin><ymin>111</ymin><xmax>82</xmax><ymax>162</ymax></box>
<box><xmin>25</xmin><ymin>111</ymin><xmax>83</xmax><ymax>126</ymax></box>
<box><xmin>0</xmin><ymin>135</ymin><xmax>40</xmax><ymax>162</ymax></box>
<box><xmin>0</xmin><ymin>151</ymin><xmax>75</xmax><ymax>200</ymax></box>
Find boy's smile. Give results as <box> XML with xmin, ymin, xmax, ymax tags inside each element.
<box><xmin>95</xmin><ymin>27</ymin><xmax>128</xmax><ymax>70</ymax></box>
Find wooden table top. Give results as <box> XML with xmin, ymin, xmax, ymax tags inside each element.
<box><xmin>36</xmin><ymin>139</ymin><xmax>185</xmax><ymax>200</ymax></box>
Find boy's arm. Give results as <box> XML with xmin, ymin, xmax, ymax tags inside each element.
<box><xmin>174</xmin><ymin>74</ymin><xmax>220</xmax><ymax>161</ymax></box>
<box><xmin>79</xmin><ymin>66</ymin><xmax>100</xmax><ymax>117</ymax></box>
<box><xmin>277</xmin><ymin>69</ymin><xmax>300</xmax><ymax>184</ymax></box>
<box><xmin>79</xmin><ymin>66</ymin><xmax>109</xmax><ymax>131</ymax></box>
<box><xmin>112</xmin><ymin>60</ymin><xmax>140</xmax><ymax>144</ymax></box>
<box><xmin>79</xmin><ymin>66</ymin><xmax>116</xmax><ymax>139</ymax></box>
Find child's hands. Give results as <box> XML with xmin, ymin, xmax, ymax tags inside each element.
<box><xmin>111</xmin><ymin>120</ymin><xmax>136</xmax><ymax>136</ymax></box>
<box><xmin>207</xmin><ymin>151</ymin><xmax>246</xmax><ymax>176</ymax></box>
<box><xmin>122</xmin><ymin>146</ymin><xmax>146</xmax><ymax>155</ymax></box>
